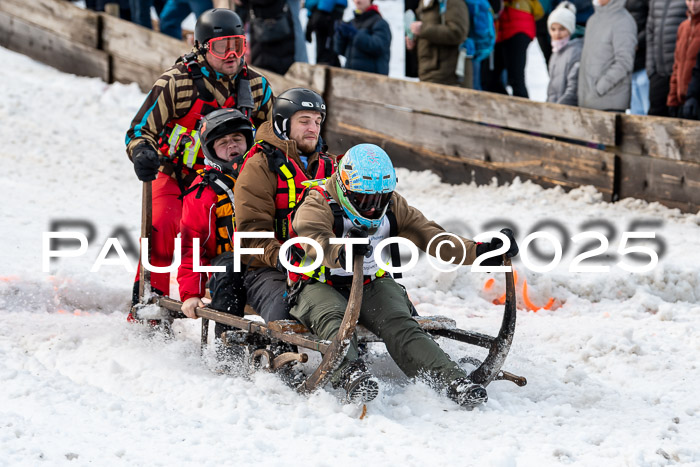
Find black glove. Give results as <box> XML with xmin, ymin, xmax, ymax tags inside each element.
<box><xmin>682</xmin><ymin>97</ymin><xmax>699</xmax><ymax>119</ymax></box>
<box><xmin>475</xmin><ymin>228</ymin><xmax>519</xmax><ymax>267</ymax></box>
<box><xmin>337</xmin><ymin>226</ymin><xmax>370</xmax><ymax>267</ymax></box>
<box><xmin>132</xmin><ymin>144</ymin><xmax>161</xmax><ymax>182</ymax></box>
<box><xmin>667</xmin><ymin>106</ymin><xmax>679</xmax><ymax>118</ymax></box>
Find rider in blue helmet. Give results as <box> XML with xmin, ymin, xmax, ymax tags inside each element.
<box><xmin>287</xmin><ymin>143</ymin><xmax>520</xmax><ymax>407</ymax></box>
<box><xmin>335</xmin><ymin>143</ymin><xmax>397</xmax><ymax>232</ymax></box>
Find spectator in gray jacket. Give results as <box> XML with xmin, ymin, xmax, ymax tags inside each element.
<box><xmin>646</xmin><ymin>0</ymin><xmax>688</xmax><ymax>116</ymax></box>
<box><xmin>578</xmin><ymin>0</ymin><xmax>637</xmax><ymax>111</ymax></box>
<box><xmin>546</xmin><ymin>2</ymin><xmax>583</xmax><ymax>105</ymax></box>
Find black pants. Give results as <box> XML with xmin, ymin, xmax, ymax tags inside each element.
<box><xmin>209</xmin><ymin>252</ymin><xmax>247</xmax><ymax>337</ymax></box>
<box><xmin>314</xmin><ymin>7</ymin><xmax>343</xmax><ymax>66</ymax></box>
<box><xmin>648</xmin><ymin>72</ymin><xmax>671</xmax><ymax>116</ymax></box>
<box><xmin>244</xmin><ymin>267</ymin><xmax>291</xmax><ymax>322</ymax></box>
<box><xmin>481</xmin><ymin>33</ymin><xmax>531</xmax><ymax>98</ymax></box>
<box><xmin>208</xmin><ymin>252</ymin><xmax>247</xmax><ymax>317</ymax></box>
<box><xmin>535</xmin><ymin>16</ymin><xmax>552</xmax><ymax>65</ymax></box>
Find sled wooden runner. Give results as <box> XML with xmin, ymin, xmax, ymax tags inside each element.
<box><xmin>297</xmin><ymin>254</ymin><xmax>364</xmax><ymax>394</ymax></box>
<box><xmin>146</xmin><ymin>254</ymin><xmax>526</xmax><ymax>391</ymax></box>
<box><xmin>139</xmin><ymin>182</ymin><xmax>152</xmax><ymax>296</ymax></box>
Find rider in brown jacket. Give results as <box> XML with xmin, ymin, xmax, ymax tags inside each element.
<box><xmin>234</xmin><ymin>88</ymin><xmax>336</xmax><ymax>323</ymax></box>
<box><xmin>287</xmin><ymin>143</ymin><xmax>518</xmax><ymax>406</ymax></box>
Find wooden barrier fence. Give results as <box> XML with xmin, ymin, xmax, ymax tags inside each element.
<box><xmin>2</xmin><ymin>0</ymin><xmax>698</xmax><ymax>212</ymax></box>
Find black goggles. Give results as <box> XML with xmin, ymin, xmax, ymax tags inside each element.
<box><xmin>347</xmin><ymin>191</ymin><xmax>393</xmax><ymax>219</ymax></box>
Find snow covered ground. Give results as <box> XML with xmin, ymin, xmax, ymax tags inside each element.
<box><xmin>2</xmin><ymin>43</ymin><xmax>700</xmax><ymax>466</ymax></box>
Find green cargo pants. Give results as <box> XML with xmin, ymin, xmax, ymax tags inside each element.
<box><xmin>290</xmin><ymin>276</ymin><xmax>467</xmax><ymax>386</ymax></box>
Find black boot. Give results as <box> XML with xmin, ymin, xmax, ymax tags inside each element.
<box><xmin>447</xmin><ymin>377</ymin><xmax>488</xmax><ymax>408</ymax></box>
<box><xmin>332</xmin><ymin>360</ymin><xmax>379</xmax><ymax>403</ymax></box>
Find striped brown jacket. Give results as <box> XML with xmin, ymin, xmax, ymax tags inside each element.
<box><xmin>125</xmin><ymin>52</ymin><xmax>273</xmax><ymax>163</ymax></box>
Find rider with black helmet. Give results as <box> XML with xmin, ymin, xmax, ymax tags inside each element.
<box><xmin>179</xmin><ymin>108</ymin><xmax>254</xmax><ymax>325</ymax></box>
<box><xmin>124</xmin><ymin>8</ymin><xmax>274</xmax><ymax>320</ymax></box>
<box><xmin>233</xmin><ymin>87</ymin><xmax>335</xmax><ymax>323</ymax></box>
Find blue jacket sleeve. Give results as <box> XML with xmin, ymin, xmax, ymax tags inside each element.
<box><xmin>353</xmin><ymin>18</ymin><xmax>391</xmax><ymax>57</ymax></box>
<box><xmin>334</xmin><ymin>25</ymin><xmax>350</xmax><ymax>57</ymax></box>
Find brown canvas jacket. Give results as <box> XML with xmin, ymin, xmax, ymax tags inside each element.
<box><xmin>234</xmin><ymin>121</ymin><xmax>331</xmax><ymax>270</ymax></box>
<box><xmin>416</xmin><ymin>0</ymin><xmax>470</xmax><ymax>85</ymax></box>
<box><xmin>291</xmin><ymin>173</ymin><xmax>478</xmax><ymax>270</ymax></box>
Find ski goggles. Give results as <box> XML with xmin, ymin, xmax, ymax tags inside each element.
<box><xmin>348</xmin><ymin>191</ymin><xmax>393</xmax><ymax>219</ymax></box>
<box><xmin>207</xmin><ymin>35</ymin><xmax>247</xmax><ymax>60</ymax></box>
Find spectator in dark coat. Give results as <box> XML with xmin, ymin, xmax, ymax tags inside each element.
<box><xmin>626</xmin><ymin>0</ymin><xmax>649</xmax><ymax>114</ymax></box>
<box><xmin>481</xmin><ymin>0</ymin><xmax>544</xmax><ymax>98</ymax></box>
<box><xmin>681</xmin><ymin>48</ymin><xmax>700</xmax><ymax>118</ymax></box>
<box><xmin>247</xmin><ymin>0</ymin><xmax>296</xmax><ymax>74</ymax></box>
<box><xmin>334</xmin><ymin>0</ymin><xmax>392</xmax><ymax>75</ymax></box>
<box><xmin>667</xmin><ymin>1</ymin><xmax>700</xmax><ymax>116</ymax></box>
<box><xmin>646</xmin><ymin>0</ymin><xmax>688</xmax><ymax>115</ymax></box>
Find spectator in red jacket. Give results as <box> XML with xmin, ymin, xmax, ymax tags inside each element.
<box><xmin>481</xmin><ymin>0</ymin><xmax>545</xmax><ymax>97</ymax></box>
<box><xmin>177</xmin><ymin>108</ymin><xmax>254</xmax><ymax>331</ymax></box>
<box><xmin>667</xmin><ymin>0</ymin><xmax>700</xmax><ymax>116</ymax></box>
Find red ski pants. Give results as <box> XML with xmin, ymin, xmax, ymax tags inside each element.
<box><xmin>134</xmin><ymin>172</ymin><xmax>182</xmax><ymax>296</ymax></box>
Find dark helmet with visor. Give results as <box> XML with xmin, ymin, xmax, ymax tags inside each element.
<box><xmin>199</xmin><ymin>108</ymin><xmax>254</xmax><ymax>172</ymax></box>
<box><xmin>194</xmin><ymin>9</ymin><xmax>246</xmax><ymax>60</ymax></box>
<box><xmin>272</xmin><ymin>88</ymin><xmax>326</xmax><ymax>138</ymax></box>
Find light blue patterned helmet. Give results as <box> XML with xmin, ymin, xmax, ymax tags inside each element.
<box><xmin>336</xmin><ymin>144</ymin><xmax>397</xmax><ymax>231</ymax></box>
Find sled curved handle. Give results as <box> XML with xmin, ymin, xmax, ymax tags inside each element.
<box><xmin>297</xmin><ymin>255</ymin><xmax>364</xmax><ymax>394</ymax></box>
<box><xmin>469</xmin><ymin>256</ymin><xmax>517</xmax><ymax>386</ymax></box>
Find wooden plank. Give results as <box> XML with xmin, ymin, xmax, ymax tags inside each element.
<box><xmin>101</xmin><ymin>13</ymin><xmax>189</xmax><ymax>70</ymax></box>
<box><xmin>327</xmin><ymin>67</ymin><xmax>617</xmax><ymax>146</ymax></box>
<box><xmin>255</xmin><ymin>67</ymin><xmax>310</xmax><ymax>95</ymax></box>
<box><xmin>285</xmin><ymin>62</ymin><xmax>327</xmax><ymax>93</ymax></box>
<box><xmin>324</xmin><ymin>125</ymin><xmax>613</xmax><ymax>200</ymax></box>
<box><xmin>618</xmin><ymin>114</ymin><xmax>700</xmax><ymax>163</ymax></box>
<box><xmin>326</xmin><ymin>97</ymin><xmax>615</xmax><ymax>192</ymax></box>
<box><xmin>111</xmin><ymin>56</ymin><xmax>163</xmax><ymax>92</ymax></box>
<box><xmin>618</xmin><ymin>153</ymin><xmax>700</xmax><ymax>213</ymax></box>
<box><xmin>0</xmin><ymin>12</ymin><xmax>109</xmax><ymax>81</ymax></box>
<box><xmin>0</xmin><ymin>0</ymin><xmax>98</xmax><ymax>48</ymax></box>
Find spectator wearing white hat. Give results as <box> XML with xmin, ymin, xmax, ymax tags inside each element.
<box><xmin>546</xmin><ymin>1</ymin><xmax>583</xmax><ymax>105</ymax></box>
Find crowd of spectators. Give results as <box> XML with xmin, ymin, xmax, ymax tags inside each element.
<box><xmin>81</xmin><ymin>0</ymin><xmax>700</xmax><ymax>118</ymax></box>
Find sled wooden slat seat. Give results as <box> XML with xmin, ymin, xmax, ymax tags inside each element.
<box><xmin>147</xmin><ymin>256</ymin><xmax>522</xmax><ymax>389</ymax></box>
<box><xmin>268</xmin><ymin>316</ymin><xmax>456</xmax><ymax>337</ymax></box>
<box><xmin>268</xmin><ymin>316</ymin><xmax>456</xmax><ymax>335</ymax></box>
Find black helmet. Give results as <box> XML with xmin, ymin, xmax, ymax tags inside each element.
<box><xmin>199</xmin><ymin>108</ymin><xmax>254</xmax><ymax>172</ymax></box>
<box><xmin>272</xmin><ymin>88</ymin><xmax>326</xmax><ymax>138</ymax></box>
<box><xmin>194</xmin><ymin>9</ymin><xmax>245</xmax><ymax>47</ymax></box>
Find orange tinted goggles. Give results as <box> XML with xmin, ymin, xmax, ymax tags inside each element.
<box><xmin>207</xmin><ymin>35</ymin><xmax>247</xmax><ymax>60</ymax></box>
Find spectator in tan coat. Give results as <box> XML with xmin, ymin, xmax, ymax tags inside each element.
<box><xmin>406</xmin><ymin>0</ymin><xmax>471</xmax><ymax>86</ymax></box>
